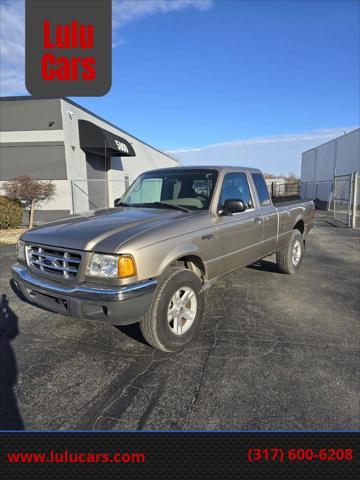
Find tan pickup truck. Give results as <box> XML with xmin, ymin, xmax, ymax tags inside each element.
<box><xmin>12</xmin><ymin>167</ymin><xmax>314</xmax><ymax>351</ymax></box>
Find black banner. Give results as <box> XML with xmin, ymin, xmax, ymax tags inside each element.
<box><xmin>0</xmin><ymin>432</ymin><xmax>358</xmax><ymax>479</ymax></box>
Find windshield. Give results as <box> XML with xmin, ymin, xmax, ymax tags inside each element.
<box><xmin>120</xmin><ymin>170</ymin><xmax>218</xmax><ymax>211</ymax></box>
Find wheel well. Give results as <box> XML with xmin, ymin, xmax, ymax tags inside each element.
<box><xmin>294</xmin><ymin>220</ymin><xmax>304</xmax><ymax>235</ymax></box>
<box><xmin>171</xmin><ymin>255</ymin><xmax>206</xmax><ymax>283</ymax></box>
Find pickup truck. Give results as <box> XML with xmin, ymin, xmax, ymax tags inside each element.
<box><xmin>12</xmin><ymin>167</ymin><xmax>314</xmax><ymax>351</ymax></box>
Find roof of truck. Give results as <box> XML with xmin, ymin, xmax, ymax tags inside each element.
<box><xmin>145</xmin><ymin>166</ymin><xmax>263</xmax><ymax>174</ymax></box>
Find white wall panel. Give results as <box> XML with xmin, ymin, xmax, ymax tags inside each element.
<box><xmin>314</xmin><ymin>140</ymin><xmax>336</xmax><ymax>181</ymax></box>
<box><xmin>0</xmin><ymin>180</ymin><xmax>71</xmax><ymax>210</ymax></box>
<box><xmin>335</xmin><ymin>129</ymin><xmax>360</xmax><ymax>175</ymax></box>
<box><xmin>301</xmin><ymin>128</ymin><xmax>360</xmax><ymax>202</ymax></box>
<box><xmin>301</xmin><ymin>149</ymin><xmax>316</xmax><ymax>182</ymax></box>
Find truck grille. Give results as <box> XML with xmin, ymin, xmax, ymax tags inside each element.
<box><xmin>26</xmin><ymin>245</ymin><xmax>82</xmax><ymax>279</ymax></box>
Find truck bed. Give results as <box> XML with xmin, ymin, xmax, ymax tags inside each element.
<box><xmin>272</xmin><ymin>198</ymin><xmax>304</xmax><ymax>207</ymax></box>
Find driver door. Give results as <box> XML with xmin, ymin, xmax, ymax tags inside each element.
<box><xmin>214</xmin><ymin>172</ymin><xmax>264</xmax><ymax>276</ymax></box>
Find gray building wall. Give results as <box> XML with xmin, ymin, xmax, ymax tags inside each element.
<box><xmin>0</xmin><ymin>96</ymin><xmax>177</xmax><ymax>225</ymax></box>
<box><xmin>0</xmin><ymin>98</ymin><xmax>70</xmax><ymax>223</ymax></box>
<box><xmin>59</xmin><ymin>98</ymin><xmax>178</xmax><ymax>212</ymax></box>
<box><xmin>300</xmin><ymin>128</ymin><xmax>360</xmax><ymax>203</ymax></box>
<box><xmin>1</xmin><ymin>142</ymin><xmax>67</xmax><ymax>180</ymax></box>
<box><xmin>0</xmin><ymin>98</ymin><xmax>63</xmax><ymax>131</ymax></box>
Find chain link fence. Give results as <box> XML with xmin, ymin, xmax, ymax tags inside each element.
<box><xmin>267</xmin><ymin>180</ymin><xmax>300</xmax><ymax>201</ymax></box>
<box><xmin>300</xmin><ymin>180</ymin><xmax>333</xmax><ymax>204</ymax></box>
<box><xmin>300</xmin><ymin>173</ymin><xmax>359</xmax><ymax>228</ymax></box>
<box><xmin>333</xmin><ymin>173</ymin><xmax>359</xmax><ymax>228</ymax></box>
<box><xmin>71</xmin><ymin>179</ymin><xmax>131</xmax><ymax>213</ymax></box>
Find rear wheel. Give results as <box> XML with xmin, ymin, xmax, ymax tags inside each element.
<box><xmin>140</xmin><ymin>267</ymin><xmax>204</xmax><ymax>352</ymax></box>
<box><xmin>276</xmin><ymin>230</ymin><xmax>304</xmax><ymax>274</ymax></box>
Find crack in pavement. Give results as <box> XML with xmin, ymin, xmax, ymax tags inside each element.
<box><xmin>183</xmin><ymin>284</ymin><xmax>230</xmax><ymax>427</ymax></box>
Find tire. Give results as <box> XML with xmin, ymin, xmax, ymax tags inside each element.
<box><xmin>140</xmin><ymin>267</ymin><xmax>204</xmax><ymax>352</ymax></box>
<box><xmin>276</xmin><ymin>229</ymin><xmax>304</xmax><ymax>275</ymax></box>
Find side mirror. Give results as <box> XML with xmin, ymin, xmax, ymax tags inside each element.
<box><xmin>114</xmin><ymin>198</ymin><xmax>122</xmax><ymax>207</ymax></box>
<box><xmin>221</xmin><ymin>198</ymin><xmax>246</xmax><ymax>215</ymax></box>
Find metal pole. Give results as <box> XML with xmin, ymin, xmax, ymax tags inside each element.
<box><xmin>352</xmin><ymin>173</ymin><xmax>358</xmax><ymax>229</ymax></box>
<box><xmin>105</xmin><ymin>140</ymin><xmax>107</xmax><ymax>208</ymax></box>
<box><xmin>333</xmin><ymin>176</ymin><xmax>336</xmax><ymax>221</ymax></box>
<box><xmin>71</xmin><ymin>180</ymin><xmax>75</xmax><ymax>214</ymax></box>
<box><xmin>333</xmin><ymin>150</ymin><xmax>337</xmax><ymax>221</ymax></box>
<box><xmin>348</xmin><ymin>173</ymin><xmax>355</xmax><ymax>227</ymax></box>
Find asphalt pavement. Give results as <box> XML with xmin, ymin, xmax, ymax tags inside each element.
<box><xmin>0</xmin><ymin>214</ymin><xmax>359</xmax><ymax>430</ymax></box>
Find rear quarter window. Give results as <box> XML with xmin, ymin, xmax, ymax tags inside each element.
<box><xmin>252</xmin><ymin>173</ymin><xmax>271</xmax><ymax>206</ymax></box>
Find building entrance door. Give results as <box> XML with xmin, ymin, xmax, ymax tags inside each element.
<box><xmin>86</xmin><ymin>153</ymin><xmax>109</xmax><ymax>210</ymax></box>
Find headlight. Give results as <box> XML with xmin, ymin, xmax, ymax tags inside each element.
<box><xmin>87</xmin><ymin>254</ymin><xmax>137</xmax><ymax>278</ymax></box>
<box><xmin>17</xmin><ymin>239</ymin><xmax>26</xmax><ymax>260</ymax></box>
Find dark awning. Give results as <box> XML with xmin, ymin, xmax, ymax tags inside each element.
<box><xmin>78</xmin><ymin>119</ymin><xmax>136</xmax><ymax>157</ymax></box>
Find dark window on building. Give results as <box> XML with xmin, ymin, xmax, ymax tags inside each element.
<box><xmin>252</xmin><ymin>173</ymin><xmax>271</xmax><ymax>206</ymax></box>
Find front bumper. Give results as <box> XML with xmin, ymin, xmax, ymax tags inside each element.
<box><xmin>11</xmin><ymin>263</ymin><xmax>157</xmax><ymax>325</ymax></box>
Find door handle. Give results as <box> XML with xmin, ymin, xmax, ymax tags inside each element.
<box><xmin>254</xmin><ymin>217</ymin><xmax>262</xmax><ymax>224</ymax></box>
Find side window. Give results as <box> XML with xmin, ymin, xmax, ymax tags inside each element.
<box><xmin>252</xmin><ymin>173</ymin><xmax>271</xmax><ymax>206</ymax></box>
<box><xmin>219</xmin><ymin>173</ymin><xmax>253</xmax><ymax>210</ymax></box>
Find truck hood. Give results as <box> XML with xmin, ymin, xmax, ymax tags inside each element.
<box><xmin>22</xmin><ymin>207</ymin><xmax>191</xmax><ymax>253</ymax></box>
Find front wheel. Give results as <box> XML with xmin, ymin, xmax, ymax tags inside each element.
<box><xmin>140</xmin><ymin>267</ymin><xmax>204</xmax><ymax>352</ymax></box>
<box><xmin>276</xmin><ymin>230</ymin><xmax>304</xmax><ymax>274</ymax></box>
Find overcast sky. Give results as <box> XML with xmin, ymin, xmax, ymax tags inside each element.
<box><xmin>0</xmin><ymin>0</ymin><xmax>359</xmax><ymax>174</ymax></box>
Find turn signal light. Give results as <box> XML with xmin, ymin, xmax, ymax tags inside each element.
<box><xmin>118</xmin><ymin>255</ymin><xmax>137</xmax><ymax>278</ymax></box>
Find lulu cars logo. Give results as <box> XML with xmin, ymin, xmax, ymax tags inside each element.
<box><xmin>42</xmin><ymin>20</ymin><xmax>96</xmax><ymax>81</ymax></box>
<box><xmin>26</xmin><ymin>0</ymin><xmax>111</xmax><ymax>97</ymax></box>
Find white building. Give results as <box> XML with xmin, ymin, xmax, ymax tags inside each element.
<box><xmin>0</xmin><ymin>96</ymin><xmax>177</xmax><ymax>224</ymax></box>
<box><xmin>300</xmin><ymin>128</ymin><xmax>360</xmax><ymax>204</ymax></box>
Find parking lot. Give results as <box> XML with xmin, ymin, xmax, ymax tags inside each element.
<box><xmin>1</xmin><ymin>213</ymin><xmax>359</xmax><ymax>431</ymax></box>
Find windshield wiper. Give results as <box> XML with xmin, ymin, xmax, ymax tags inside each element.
<box><xmin>142</xmin><ymin>202</ymin><xmax>190</xmax><ymax>213</ymax></box>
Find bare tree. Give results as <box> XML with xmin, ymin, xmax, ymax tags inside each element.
<box><xmin>285</xmin><ymin>171</ymin><xmax>300</xmax><ymax>181</ymax></box>
<box><xmin>263</xmin><ymin>172</ymin><xmax>277</xmax><ymax>179</ymax></box>
<box><xmin>3</xmin><ymin>176</ymin><xmax>56</xmax><ymax>228</ymax></box>
<box><xmin>264</xmin><ymin>171</ymin><xmax>300</xmax><ymax>181</ymax></box>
